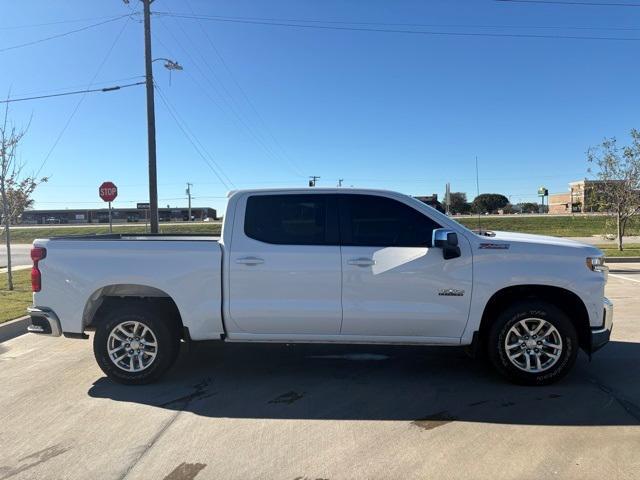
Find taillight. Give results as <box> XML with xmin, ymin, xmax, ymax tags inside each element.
<box><xmin>31</xmin><ymin>247</ymin><xmax>46</xmax><ymax>292</ymax></box>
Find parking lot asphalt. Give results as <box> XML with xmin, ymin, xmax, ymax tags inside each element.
<box><xmin>1</xmin><ymin>267</ymin><xmax>639</xmax><ymax>480</ymax></box>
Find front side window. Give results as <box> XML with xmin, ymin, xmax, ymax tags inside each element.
<box><xmin>244</xmin><ymin>194</ymin><xmax>336</xmax><ymax>245</ymax></box>
<box><xmin>341</xmin><ymin>194</ymin><xmax>441</xmax><ymax>247</ymax></box>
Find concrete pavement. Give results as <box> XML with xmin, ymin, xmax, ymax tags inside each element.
<box><xmin>0</xmin><ymin>243</ymin><xmax>31</xmax><ymax>268</ymax></box>
<box><xmin>568</xmin><ymin>236</ymin><xmax>640</xmax><ymax>246</ymax></box>
<box><xmin>0</xmin><ymin>269</ymin><xmax>639</xmax><ymax>479</ymax></box>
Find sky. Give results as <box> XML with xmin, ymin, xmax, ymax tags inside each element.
<box><xmin>1</xmin><ymin>0</ymin><xmax>640</xmax><ymax>216</ymax></box>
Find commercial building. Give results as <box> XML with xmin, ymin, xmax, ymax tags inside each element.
<box><xmin>414</xmin><ymin>194</ymin><xmax>445</xmax><ymax>213</ymax></box>
<box><xmin>549</xmin><ymin>180</ymin><xmax>607</xmax><ymax>214</ymax></box>
<box><xmin>20</xmin><ymin>206</ymin><xmax>217</xmax><ymax>225</ymax></box>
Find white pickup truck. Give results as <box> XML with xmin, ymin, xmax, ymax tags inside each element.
<box><xmin>27</xmin><ymin>188</ymin><xmax>613</xmax><ymax>386</ymax></box>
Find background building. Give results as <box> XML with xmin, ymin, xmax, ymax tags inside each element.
<box><xmin>549</xmin><ymin>180</ymin><xmax>609</xmax><ymax>214</ymax></box>
<box><xmin>20</xmin><ymin>206</ymin><xmax>217</xmax><ymax>224</ymax></box>
<box><xmin>414</xmin><ymin>194</ymin><xmax>445</xmax><ymax>213</ymax></box>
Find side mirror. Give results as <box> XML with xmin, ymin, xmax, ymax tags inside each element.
<box><xmin>432</xmin><ymin>229</ymin><xmax>461</xmax><ymax>260</ymax></box>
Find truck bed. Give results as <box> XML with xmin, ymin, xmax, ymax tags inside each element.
<box><xmin>32</xmin><ymin>235</ymin><xmax>224</xmax><ymax>340</ymax></box>
<box><xmin>44</xmin><ymin>233</ymin><xmax>220</xmax><ymax>241</ymax></box>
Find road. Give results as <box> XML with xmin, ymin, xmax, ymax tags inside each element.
<box><xmin>6</xmin><ymin>221</ymin><xmax>222</xmax><ymax>230</ymax></box>
<box><xmin>0</xmin><ymin>244</ymin><xmax>31</xmax><ymax>268</ymax></box>
<box><xmin>0</xmin><ymin>268</ymin><xmax>639</xmax><ymax>479</ymax></box>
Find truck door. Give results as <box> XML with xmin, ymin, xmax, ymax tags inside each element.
<box><xmin>228</xmin><ymin>193</ymin><xmax>342</xmax><ymax>335</ymax></box>
<box><xmin>339</xmin><ymin>194</ymin><xmax>473</xmax><ymax>339</ymax></box>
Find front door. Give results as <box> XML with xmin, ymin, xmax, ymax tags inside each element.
<box><xmin>339</xmin><ymin>194</ymin><xmax>473</xmax><ymax>339</ymax></box>
<box><xmin>228</xmin><ymin>193</ymin><xmax>342</xmax><ymax>336</ymax></box>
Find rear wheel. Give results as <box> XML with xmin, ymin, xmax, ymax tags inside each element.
<box><xmin>488</xmin><ymin>301</ymin><xmax>578</xmax><ymax>385</ymax></box>
<box><xmin>93</xmin><ymin>301</ymin><xmax>180</xmax><ymax>385</ymax></box>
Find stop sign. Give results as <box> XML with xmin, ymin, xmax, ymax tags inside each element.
<box><xmin>99</xmin><ymin>181</ymin><xmax>118</xmax><ymax>202</ymax></box>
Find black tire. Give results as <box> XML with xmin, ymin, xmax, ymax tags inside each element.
<box><xmin>488</xmin><ymin>301</ymin><xmax>578</xmax><ymax>386</ymax></box>
<box><xmin>93</xmin><ymin>301</ymin><xmax>180</xmax><ymax>385</ymax></box>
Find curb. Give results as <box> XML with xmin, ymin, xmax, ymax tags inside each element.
<box><xmin>0</xmin><ymin>265</ymin><xmax>31</xmax><ymax>273</ymax></box>
<box><xmin>605</xmin><ymin>257</ymin><xmax>640</xmax><ymax>263</ymax></box>
<box><xmin>0</xmin><ymin>316</ymin><xmax>30</xmax><ymax>343</ymax></box>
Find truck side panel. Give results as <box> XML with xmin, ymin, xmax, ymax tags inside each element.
<box><xmin>33</xmin><ymin>238</ymin><xmax>224</xmax><ymax>340</ymax></box>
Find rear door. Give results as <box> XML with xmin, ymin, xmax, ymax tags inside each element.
<box><xmin>339</xmin><ymin>194</ymin><xmax>473</xmax><ymax>339</ymax></box>
<box><xmin>228</xmin><ymin>193</ymin><xmax>342</xmax><ymax>335</ymax></box>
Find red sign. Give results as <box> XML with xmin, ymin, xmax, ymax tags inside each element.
<box><xmin>99</xmin><ymin>181</ymin><xmax>118</xmax><ymax>202</ymax></box>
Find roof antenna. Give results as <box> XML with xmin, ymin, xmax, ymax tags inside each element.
<box><xmin>475</xmin><ymin>155</ymin><xmax>481</xmax><ymax>233</ymax></box>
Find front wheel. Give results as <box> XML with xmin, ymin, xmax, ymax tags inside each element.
<box><xmin>93</xmin><ymin>302</ymin><xmax>180</xmax><ymax>385</ymax></box>
<box><xmin>488</xmin><ymin>301</ymin><xmax>578</xmax><ymax>385</ymax></box>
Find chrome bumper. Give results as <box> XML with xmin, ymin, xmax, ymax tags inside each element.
<box><xmin>591</xmin><ymin>297</ymin><xmax>613</xmax><ymax>353</ymax></box>
<box><xmin>27</xmin><ymin>307</ymin><xmax>62</xmax><ymax>337</ymax></box>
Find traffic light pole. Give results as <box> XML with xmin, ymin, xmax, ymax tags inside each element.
<box><xmin>143</xmin><ymin>0</ymin><xmax>159</xmax><ymax>233</ymax></box>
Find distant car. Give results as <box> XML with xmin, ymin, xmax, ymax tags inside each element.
<box><xmin>45</xmin><ymin>217</ymin><xmax>60</xmax><ymax>224</ymax></box>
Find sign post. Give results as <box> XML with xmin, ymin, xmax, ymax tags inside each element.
<box><xmin>537</xmin><ymin>186</ymin><xmax>549</xmax><ymax>214</ymax></box>
<box><xmin>99</xmin><ymin>181</ymin><xmax>118</xmax><ymax>233</ymax></box>
<box><xmin>137</xmin><ymin>202</ymin><xmax>150</xmax><ymax>233</ymax></box>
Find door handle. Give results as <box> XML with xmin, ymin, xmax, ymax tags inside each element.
<box><xmin>347</xmin><ymin>257</ymin><xmax>375</xmax><ymax>267</ymax></box>
<box><xmin>236</xmin><ymin>256</ymin><xmax>265</xmax><ymax>265</ymax></box>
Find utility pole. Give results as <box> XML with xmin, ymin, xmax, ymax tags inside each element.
<box><xmin>309</xmin><ymin>176</ymin><xmax>320</xmax><ymax>187</ymax></box>
<box><xmin>143</xmin><ymin>0</ymin><xmax>159</xmax><ymax>233</ymax></box>
<box><xmin>445</xmin><ymin>182</ymin><xmax>451</xmax><ymax>215</ymax></box>
<box><xmin>337</xmin><ymin>179</ymin><xmax>343</xmax><ymax>187</ymax></box>
<box><xmin>186</xmin><ymin>182</ymin><xmax>192</xmax><ymax>221</ymax></box>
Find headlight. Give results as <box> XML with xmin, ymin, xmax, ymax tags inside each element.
<box><xmin>586</xmin><ymin>256</ymin><xmax>607</xmax><ymax>273</ymax></box>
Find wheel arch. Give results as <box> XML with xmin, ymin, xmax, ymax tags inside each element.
<box><xmin>478</xmin><ymin>284</ymin><xmax>591</xmax><ymax>352</ymax></box>
<box><xmin>83</xmin><ymin>284</ymin><xmax>187</xmax><ymax>340</ymax></box>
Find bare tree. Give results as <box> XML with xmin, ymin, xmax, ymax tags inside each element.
<box><xmin>0</xmin><ymin>103</ymin><xmax>47</xmax><ymax>290</ymax></box>
<box><xmin>587</xmin><ymin>129</ymin><xmax>640</xmax><ymax>251</ymax></box>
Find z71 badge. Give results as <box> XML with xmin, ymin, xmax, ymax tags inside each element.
<box><xmin>438</xmin><ymin>288</ymin><xmax>465</xmax><ymax>296</ymax></box>
<box><xmin>479</xmin><ymin>243</ymin><xmax>510</xmax><ymax>249</ymax></box>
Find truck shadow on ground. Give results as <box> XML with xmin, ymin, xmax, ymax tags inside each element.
<box><xmin>88</xmin><ymin>340</ymin><xmax>640</xmax><ymax>426</ymax></box>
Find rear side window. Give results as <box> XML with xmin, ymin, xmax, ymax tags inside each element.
<box><xmin>244</xmin><ymin>194</ymin><xmax>338</xmax><ymax>245</ymax></box>
<box><xmin>340</xmin><ymin>194</ymin><xmax>440</xmax><ymax>247</ymax></box>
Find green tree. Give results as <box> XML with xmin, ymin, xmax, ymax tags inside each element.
<box><xmin>518</xmin><ymin>202</ymin><xmax>540</xmax><ymax>214</ymax></box>
<box><xmin>587</xmin><ymin>129</ymin><xmax>640</xmax><ymax>251</ymax></box>
<box><xmin>448</xmin><ymin>192</ymin><xmax>471</xmax><ymax>214</ymax></box>
<box><xmin>0</xmin><ymin>104</ymin><xmax>47</xmax><ymax>290</ymax></box>
<box><xmin>472</xmin><ymin>193</ymin><xmax>509</xmax><ymax>214</ymax></box>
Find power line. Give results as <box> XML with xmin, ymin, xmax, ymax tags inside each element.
<box><xmin>154</xmin><ymin>83</ymin><xmax>234</xmax><ymax>189</ymax></box>
<box><xmin>0</xmin><ymin>14</ymin><xmax>130</xmax><ymax>30</ymax></box>
<box><xmin>156</xmin><ymin>11</ymin><xmax>640</xmax><ymax>31</ymax></box>
<box><xmin>6</xmin><ymin>76</ymin><xmax>145</xmax><ymax>98</ymax></box>
<box><xmin>159</xmin><ymin>12</ymin><xmax>640</xmax><ymax>41</ymax></box>
<box><xmin>0</xmin><ymin>14</ymin><xmax>134</xmax><ymax>53</ymax></box>
<box><xmin>0</xmin><ymin>81</ymin><xmax>145</xmax><ymax>104</ymax></box>
<box><xmin>496</xmin><ymin>0</ymin><xmax>640</xmax><ymax>6</ymax></box>
<box><xmin>183</xmin><ymin>0</ymin><xmax>306</xmax><ymax>177</ymax></box>
<box><xmin>35</xmin><ymin>15</ymin><xmax>132</xmax><ymax>176</ymax></box>
<box><xmin>155</xmin><ymin>16</ymin><xmax>304</xmax><ymax>178</ymax></box>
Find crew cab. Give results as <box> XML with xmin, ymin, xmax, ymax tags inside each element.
<box><xmin>27</xmin><ymin>188</ymin><xmax>613</xmax><ymax>385</ymax></box>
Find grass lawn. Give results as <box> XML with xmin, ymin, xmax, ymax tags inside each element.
<box><xmin>4</xmin><ymin>216</ymin><xmax>640</xmax><ymax>258</ymax></box>
<box><xmin>597</xmin><ymin>244</ymin><xmax>640</xmax><ymax>258</ymax></box>
<box><xmin>1</xmin><ymin>222</ymin><xmax>222</xmax><ymax>245</ymax></box>
<box><xmin>457</xmin><ymin>215</ymin><xmax>640</xmax><ymax>238</ymax></box>
<box><xmin>0</xmin><ymin>269</ymin><xmax>32</xmax><ymax>324</ymax></box>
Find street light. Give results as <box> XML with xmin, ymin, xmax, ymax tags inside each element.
<box><xmin>152</xmin><ymin>58</ymin><xmax>183</xmax><ymax>71</ymax></box>
<box><xmin>153</xmin><ymin>58</ymin><xmax>183</xmax><ymax>86</ymax></box>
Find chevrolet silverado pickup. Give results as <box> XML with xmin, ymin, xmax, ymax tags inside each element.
<box><xmin>27</xmin><ymin>188</ymin><xmax>613</xmax><ymax>385</ymax></box>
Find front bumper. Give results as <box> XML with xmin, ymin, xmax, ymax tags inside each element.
<box><xmin>27</xmin><ymin>307</ymin><xmax>62</xmax><ymax>337</ymax></box>
<box><xmin>590</xmin><ymin>297</ymin><xmax>613</xmax><ymax>353</ymax></box>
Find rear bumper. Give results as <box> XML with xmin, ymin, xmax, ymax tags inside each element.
<box><xmin>590</xmin><ymin>297</ymin><xmax>613</xmax><ymax>353</ymax></box>
<box><xmin>27</xmin><ymin>307</ymin><xmax>62</xmax><ymax>337</ymax></box>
